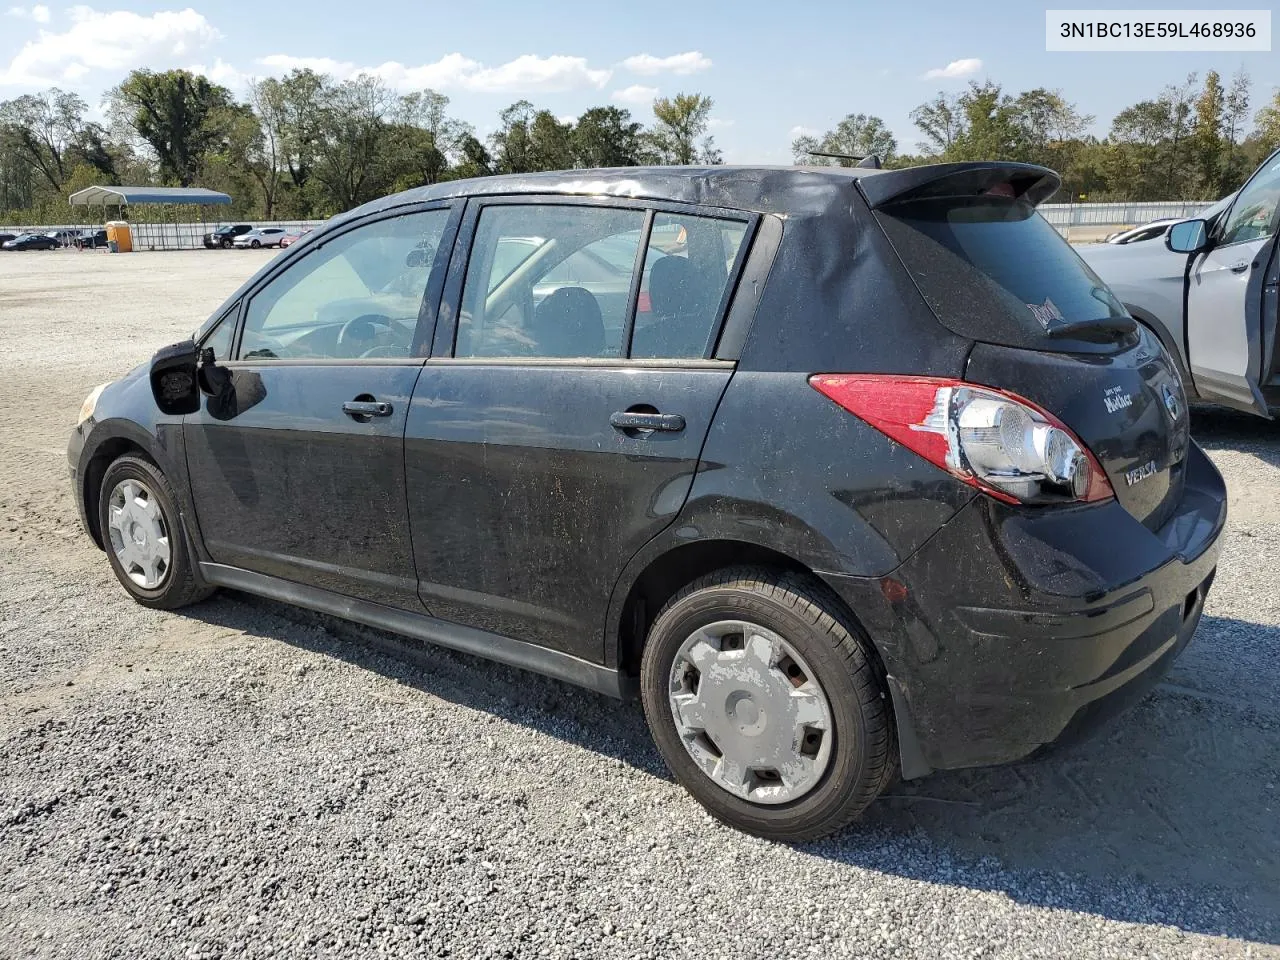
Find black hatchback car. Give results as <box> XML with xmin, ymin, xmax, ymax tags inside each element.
<box><xmin>70</xmin><ymin>163</ymin><xmax>1225</xmax><ymax>840</ymax></box>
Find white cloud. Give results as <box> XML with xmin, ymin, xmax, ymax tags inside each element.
<box><xmin>189</xmin><ymin>57</ymin><xmax>246</xmax><ymax>88</ymax></box>
<box><xmin>621</xmin><ymin>51</ymin><xmax>711</xmax><ymax>76</ymax></box>
<box><xmin>0</xmin><ymin>6</ymin><xmax>221</xmax><ymax>85</ymax></box>
<box><xmin>258</xmin><ymin>52</ymin><xmax>610</xmax><ymax>94</ymax></box>
<box><xmin>557</xmin><ymin>114</ymin><xmax>576</xmax><ymax>125</ymax></box>
<box><xmin>789</xmin><ymin>125</ymin><xmax>819</xmax><ymax>138</ymax></box>
<box><xmin>611</xmin><ymin>84</ymin><xmax>658</xmax><ymax>106</ymax></box>
<box><xmin>922</xmin><ymin>57</ymin><xmax>982</xmax><ymax>80</ymax></box>
<box><xmin>467</xmin><ymin>54</ymin><xmax>609</xmax><ymax>92</ymax></box>
<box><xmin>7</xmin><ymin>3</ymin><xmax>50</xmax><ymax>19</ymax></box>
<box><xmin>259</xmin><ymin>53</ymin><xmax>354</xmax><ymax>76</ymax></box>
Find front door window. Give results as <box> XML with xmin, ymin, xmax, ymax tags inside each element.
<box><xmin>239</xmin><ymin>209</ymin><xmax>449</xmax><ymax>360</ymax></box>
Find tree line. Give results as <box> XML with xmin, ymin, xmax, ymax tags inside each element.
<box><xmin>2</xmin><ymin>65</ymin><xmax>1279</xmax><ymax>225</ymax></box>
<box><xmin>0</xmin><ymin>68</ymin><xmax>721</xmax><ymax>223</ymax></box>
<box><xmin>797</xmin><ymin>70</ymin><xmax>1280</xmax><ymax>202</ymax></box>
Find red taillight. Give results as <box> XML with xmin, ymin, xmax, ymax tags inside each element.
<box><xmin>809</xmin><ymin>374</ymin><xmax>1113</xmax><ymax>505</ymax></box>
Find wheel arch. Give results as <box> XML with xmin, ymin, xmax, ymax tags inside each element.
<box><xmin>78</xmin><ymin>418</ymin><xmax>185</xmax><ymax>549</ymax></box>
<box><xmin>610</xmin><ymin>538</ymin><xmax>893</xmax><ymax>697</ymax></box>
<box><xmin>1125</xmin><ymin>303</ymin><xmax>1196</xmax><ymax>395</ymax></box>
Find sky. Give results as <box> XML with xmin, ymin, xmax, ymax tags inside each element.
<box><xmin>1</xmin><ymin>1</ymin><xmax>1277</xmax><ymax>163</ymax></box>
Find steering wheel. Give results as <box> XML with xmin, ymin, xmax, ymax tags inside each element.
<box><xmin>335</xmin><ymin>314</ymin><xmax>392</xmax><ymax>356</ymax></box>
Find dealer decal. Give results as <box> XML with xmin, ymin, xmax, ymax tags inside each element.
<box><xmin>1027</xmin><ymin>297</ymin><xmax>1065</xmax><ymax>330</ymax></box>
<box><xmin>1103</xmin><ymin>385</ymin><xmax>1133</xmax><ymax>414</ymax></box>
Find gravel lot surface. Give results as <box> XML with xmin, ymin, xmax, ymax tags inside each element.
<box><xmin>1</xmin><ymin>249</ymin><xmax>1278</xmax><ymax>959</ymax></box>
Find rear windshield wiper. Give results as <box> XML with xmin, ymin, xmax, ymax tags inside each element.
<box><xmin>1046</xmin><ymin>317</ymin><xmax>1137</xmax><ymax>343</ymax></box>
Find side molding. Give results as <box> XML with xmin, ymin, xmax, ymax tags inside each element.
<box><xmin>199</xmin><ymin>563</ymin><xmax>637</xmax><ymax>700</ymax></box>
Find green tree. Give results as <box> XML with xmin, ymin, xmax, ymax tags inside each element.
<box><xmin>310</xmin><ymin>75</ymin><xmax>393</xmax><ymax>213</ymax></box>
<box><xmin>951</xmin><ymin>81</ymin><xmax>1026</xmax><ymax>161</ymax></box>
<box><xmin>792</xmin><ymin>113</ymin><xmax>897</xmax><ymax>165</ymax></box>
<box><xmin>1191</xmin><ymin>70</ymin><xmax>1225</xmax><ymax>196</ymax></box>
<box><xmin>646</xmin><ymin>93</ymin><xmax>718</xmax><ymax>165</ymax></box>
<box><xmin>1221</xmin><ymin>70</ymin><xmax>1252</xmax><ymax>190</ymax></box>
<box><xmin>572</xmin><ymin>106</ymin><xmax>642</xmax><ymax>167</ymax></box>
<box><xmin>910</xmin><ymin>92</ymin><xmax>965</xmax><ymax>156</ymax></box>
<box><xmin>490</xmin><ymin>100</ymin><xmax>537</xmax><ymax>174</ymax></box>
<box><xmin>107</xmin><ymin>69</ymin><xmax>239</xmax><ymax>186</ymax></box>
<box><xmin>448</xmin><ymin>132</ymin><xmax>493</xmax><ymax>180</ymax></box>
<box><xmin>1255</xmin><ymin>89</ymin><xmax>1280</xmax><ymax>153</ymax></box>
<box><xmin>527</xmin><ymin>110</ymin><xmax>575</xmax><ymax>170</ymax></box>
<box><xmin>0</xmin><ymin>88</ymin><xmax>93</xmax><ymax>191</ymax></box>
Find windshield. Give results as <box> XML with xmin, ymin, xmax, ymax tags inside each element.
<box><xmin>875</xmin><ymin>197</ymin><xmax>1128</xmax><ymax>351</ymax></box>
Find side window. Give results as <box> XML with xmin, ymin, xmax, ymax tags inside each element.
<box><xmin>631</xmin><ymin>213</ymin><xmax>749</xmax><ymax>359</ymax></box>
<box><xmin>457</xmin><ymin>205</ymin><xmax>645</xmax><ymax>358</ymax></box>
<box><xmin>238</xmin><ymin>208</ymin><xmax>448</xmax><ymax>360</ymax></box>
<box><xmin>200</xmin><ymin>309</ymin><xmax>235</xmax><ymax>361</ymax></box>
<box><xmin>1218</xmin><ymin>152</ymin><xmax>1280</xmax><ymax>246</ymax></box>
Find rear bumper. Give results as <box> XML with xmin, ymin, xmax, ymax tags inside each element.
<box><xmin>822</xmin><ymin>441</ymin><xmax>1226</xmax><ymax>777</ymax></box>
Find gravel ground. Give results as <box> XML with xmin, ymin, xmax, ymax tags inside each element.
<box><xmin>1</xmin><ymin>249</ymin><xmax>1278</xmax><ymax>960</ymax></box>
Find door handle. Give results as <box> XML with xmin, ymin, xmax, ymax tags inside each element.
<box><xmin>343</xmin><ymin>400</ymin><xmax>393</xmax><ymax>418</ymax></box>
<box><xmin>610</xmin><ymin>411</ymin><xmax>685</xmax><ymax>433</ymax></box>
<box><xmin>1230</xmin><ymin>261</ymin><xmax>1250</xmax><ymax>273</ymax></box>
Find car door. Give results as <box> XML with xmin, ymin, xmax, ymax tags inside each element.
<box><xmin>1186</xmin><ymin>149</ymin><xmax>1280</xmax><ymax>415</ymax></box>
<box><xmin>184</xmin><ymin>203</ymin><xmax>458</xmax><ymax>609</ymax></box>
<box><xmin>404</xmin><ymin>198</ymin><xmax>755</xmax><ymax>661</ymax></box>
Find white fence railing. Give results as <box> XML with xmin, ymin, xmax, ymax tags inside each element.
<box><xmin>1039</xmin><ymin>200</ymin><xmax>1216</xmax><ymax>227</ymax></box>
<box><xmin>3</xmin><ymin>202</ymin><xmax>1221</xmax><ymax>249</ymax></box>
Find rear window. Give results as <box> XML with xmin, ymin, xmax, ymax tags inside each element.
<box><xmin>875</xmin><ymin>198</ymin><xmax>1127</xmax><ymax>350</ymax></box>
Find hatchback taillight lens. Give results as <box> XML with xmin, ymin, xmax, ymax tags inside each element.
<box><xmin>809</xmin><ymin>375</ymin><xmax>1113</xmax><ymax>505</ymax></box>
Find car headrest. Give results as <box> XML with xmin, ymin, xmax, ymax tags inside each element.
<box><xmin>531</xmin><ymin>286</ymin><xmax>604</xmax><ymax>357</ymax></box>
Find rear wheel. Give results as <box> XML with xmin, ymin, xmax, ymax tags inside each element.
<box><xmin>640</xmin><ymin>567</ymin><xmax>896</xmax><ymax>841</ymax></box>
<box><xmin>98</xmin><ymin>455</ymin><xmax>213</xmax><ymax>609</ymax></box>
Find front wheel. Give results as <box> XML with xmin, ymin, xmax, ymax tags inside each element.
<box><xmin>250</xmin><ymin>239</ymin><xmax>261</xmax><ymax>249</ymax></box>
<box><xmin>98</xmin><ymin>455</ymin><xmax>213</xmax><ymax>609</ymax></box>
<box><xmin>640</xmin><ymin>568</ymin><xmax>896</xmax><ymax>841</ymax></box>
<box><xmin>221</xmin><ymin>238</ymin><xmax>232</xmax><ymax>249</ymax></box>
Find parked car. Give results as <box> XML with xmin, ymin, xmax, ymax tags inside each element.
<box><xmin>278</xmin><ymin>227</ymin><xmax>311</xmax><ymax>248</ymax></box>
<box><xmin>0</xmin><ymin>232</ymin><xmax>17</xmax><ymax>246</ymax></box>
<box><xmin>202</xmin><ymin>224</ymin><xmax>253</xmax><ymax>249</ymax></box>
<box><xmin>46</xmin><ymin>228</ymin><xmax>81</xmax><ymax>247</ymax></box>
<box><xmin>70</xmin><ymin>163</ymin><xmax>1225</xmax><ymax>841</ymax></box>
<box><xmin>2</xmin><ymin>233</ymin><xmax>59</xmax><ymax>251</ymax></box>
<box><xmin>1101</xmin><ymin>218</ymin><xmax>1186</xmax><ymax>244</ymax></box>
<box><xmin>233</xmin><ymin>227</ymin><xmax>288</xmax><ymax>249</ymax></box>
<box><xmin>1079</xmin><ymin>148</ymin><xmax>1280</xmax><ymax>416</ymax></box>
<box><xmin>74</xmin><ymin>228</ymin><xmax>109</xmax><ymax>250</ymax></box>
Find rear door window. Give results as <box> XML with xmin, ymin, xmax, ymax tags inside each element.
<box><xmin>875</xmin><ymin>198</ymin><xmax>1127</xmax><ymax>349</ymax></box>
<box><xmin>631</xmin><ymin>212</ymin><xmax>749</xmax><ymax>359</ymax></box>
<box><xmin>456</xmin><ymin>204</ymin><xmax>646</xmax><ymax>358</ymax></box>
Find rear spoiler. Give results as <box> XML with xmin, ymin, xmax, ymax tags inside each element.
<box><xmin>856</xmin><ymin>162</ymin><xmax>1061</xmax><ymax>209</ymax></box>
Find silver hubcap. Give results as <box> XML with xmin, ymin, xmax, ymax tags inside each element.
<box><xmin>106</xmin><ymin>479</ymin><xmax>171</xmax><ymax>590</ymax></box>
<box><xmin>668</xmin><ymin>620</ymin><xmax>833</xmax><ymax>805</ymax></box>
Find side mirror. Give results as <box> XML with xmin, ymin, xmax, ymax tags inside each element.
<box><xmin>1167</xmin><ymin>219</ymin><xmax>1209</xmax><ymax>254</ymax></box>
<box><xmin>149</xmin><ymin>340</ymin><xmax>200</xmax><ymax>415</ymax></box>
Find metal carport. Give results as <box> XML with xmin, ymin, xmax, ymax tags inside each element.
<box><xmin>68</xmin><ymin>186</ymin><xmax>233</xmax><ymax>250</ymax></box>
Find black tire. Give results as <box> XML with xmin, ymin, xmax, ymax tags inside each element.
<box><xmin>98</xmin><ymin>455</ymin><xmax>214</xmax><ymax>610</ymax></box>
<box><xmin>640</xmin><ymin>567</ymin><xmax>896</xmax><ymax>842</ymax></box>
<box><xmin>250</xmin><ymin>239</ymin><xmax>261</xmax><ymax>249</ymax></box>
<box><xmin>221</xmin><ymin>238</ymin><xmax>232</xmax><ymax>249</ymax></box>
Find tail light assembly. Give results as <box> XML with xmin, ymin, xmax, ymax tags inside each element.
<box><xmin>809</xmin><ymin>374</ymin><xmax>1113</xmax><ymax>505</ymax></box>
